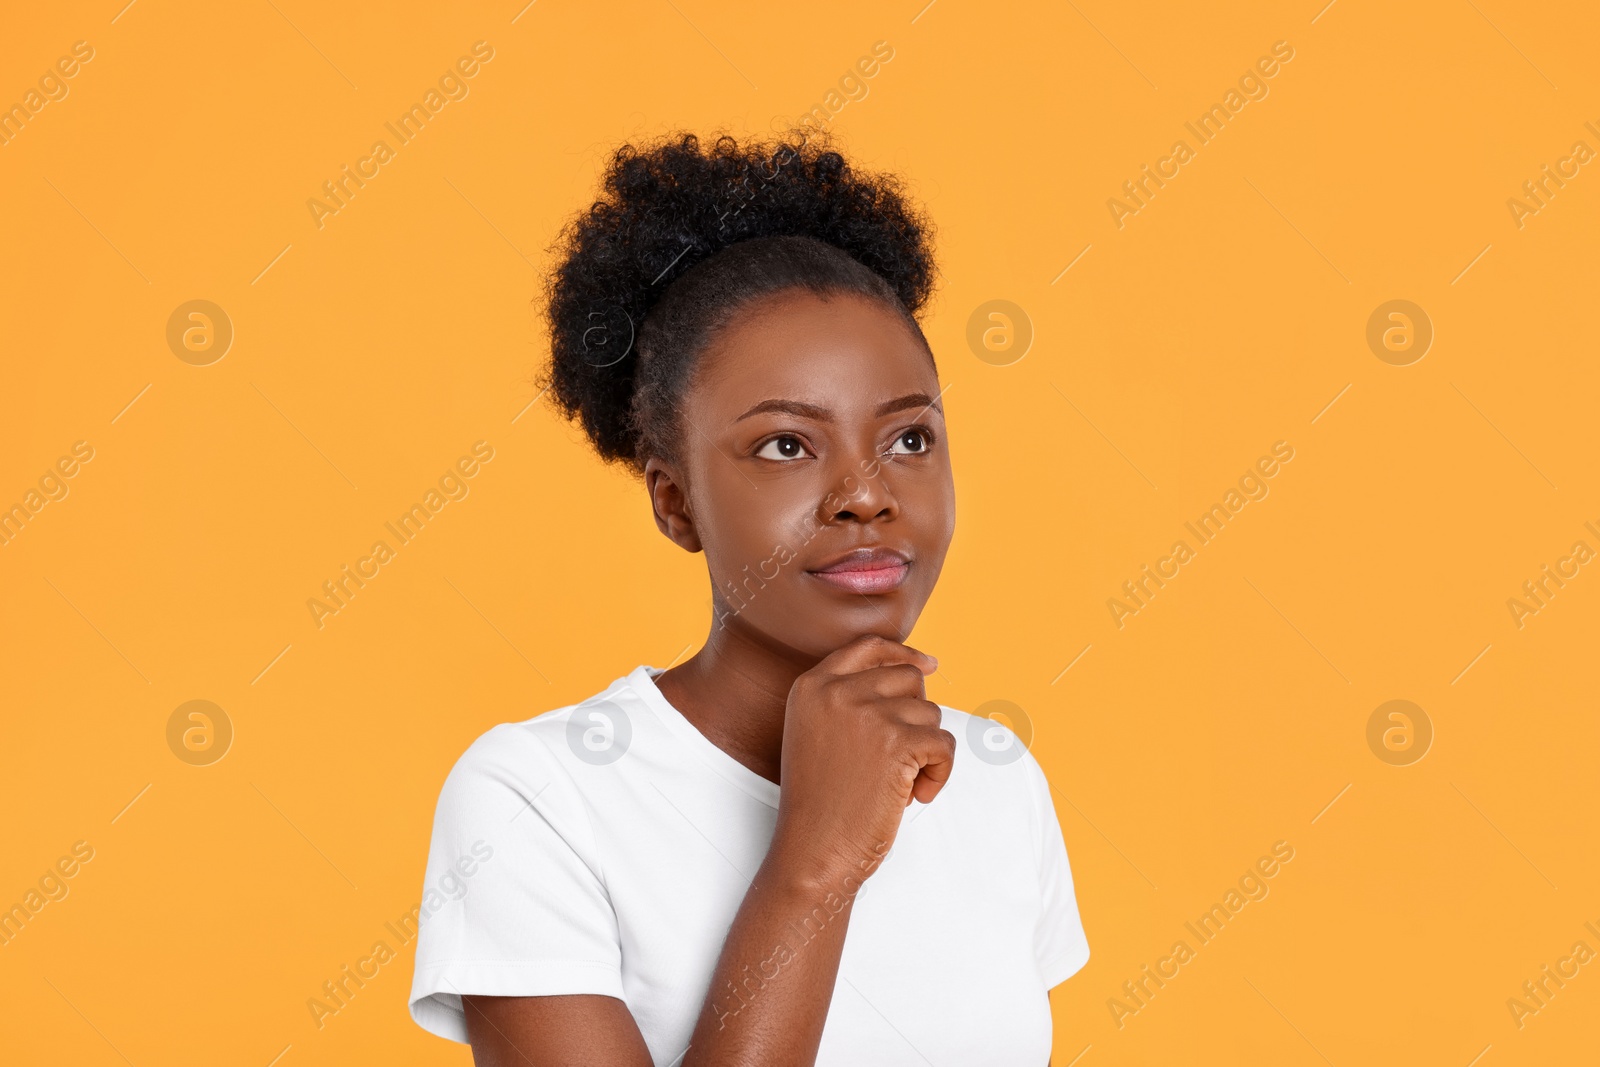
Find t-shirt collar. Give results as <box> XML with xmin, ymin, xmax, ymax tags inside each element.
<box><xmin>626</xmin><ymin>665</ymin><xmax>782</xmax><ymax>810</ymax></box>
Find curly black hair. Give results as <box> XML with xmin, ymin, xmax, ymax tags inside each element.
<box><xmin>540</xmin><ymin>129</ymin><xmax>938</xmax><ymax>472</ymax></box>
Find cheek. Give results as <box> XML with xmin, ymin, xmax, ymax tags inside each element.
<box><xmin>905</xmin><ymin>462</ymin><xmax>957</xmax><ymax>546</ymax></box>
<box><xmin>918</xmin><ymin>499</ymin><xmax>957</xmax><ymax>586</ymax></box>
<box><xmin>695</xmin><ymin>478</ymin><xmax>816</xmax><ymax>588</ymax></box>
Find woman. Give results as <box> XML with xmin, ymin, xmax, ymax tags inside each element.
<box><xmin>408</xmin><ymin>130</ymin><xmax>1090</xmax><ymax>1065</ymax></box>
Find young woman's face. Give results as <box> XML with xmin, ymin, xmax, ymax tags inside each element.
<box><xmin>656</xmin><ymin>288</ymin><xmax>956</xmax><ymax>661</ymax></box>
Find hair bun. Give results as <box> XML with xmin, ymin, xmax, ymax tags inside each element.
<box><xmin>541</xmin><ymin>129</ymin><xmax>936</xmax><ymax>467</ymax></box>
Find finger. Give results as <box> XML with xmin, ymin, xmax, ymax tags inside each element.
<box><xmin>823</xmin><ymin>633</ymin><xmax>938</xmax><ymax>676</ymax></box>
<box><xmin>874</xmin><ymin>695</ymin><xmax>942</xmax><ymax>729</ymax></box>
<box><xmin>904</xmin><ymin>726</ymin><xmax>956</xmax><ymax>804</ymax></box>
<box><xmin>825</xmin><ymin>633</ymin><xmax>933</xmax><ymax>673</ymax></box>
<box><xmin>840</xmin><ymin>662</ymin><xmax>928</xmax><ymax>702</ymax></box>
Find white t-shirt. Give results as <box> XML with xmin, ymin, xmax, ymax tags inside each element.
<box><xmin>409</xmin><ymin>665</ymin><xmax>1090</xmax><ymax>1065</ymax></box>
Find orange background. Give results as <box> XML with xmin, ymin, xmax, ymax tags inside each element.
<box><xmin>3</xmin><ymin>1</ymin><xmax>1597</xmax><ymax>1064</ymax></box>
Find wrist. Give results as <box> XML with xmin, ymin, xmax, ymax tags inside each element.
<box><xmin>759</xmin><ymin>837</ymin><xmax>890</xmax><ymax>898</ymax></box>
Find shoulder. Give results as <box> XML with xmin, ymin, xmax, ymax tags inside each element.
<box><xmin>907</xmin><ymin>706</ymin><xmax>1064</xmax><ymax>894</ymax></box>
<box><xmin>441</xmin><ymin>710</ymin><xmax>571</xmax><ymax>794</ymax></box>
<box><xmin>432</xmin><ymin>671</ymin><xmax>643</xmax><ymax>813</ymax></box>
<box><xmin>938</xmin><ymin>704</ymin><xmax>1051</xmax><ymax>780</ymax></box>
<box><xmin>935</xmin><ymin>704</ymin><xmax>1053</xmax><ymax>817</ymax></box>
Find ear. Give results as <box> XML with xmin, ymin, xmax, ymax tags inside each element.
<box><xmin>643</xmin><ymin>456</ymin><xmax>702</xmax><ymax>553</ymax></box>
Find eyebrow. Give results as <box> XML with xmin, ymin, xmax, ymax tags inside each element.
<box><xmin>734</xmin><ymin>393</ymin><xmax>943</xmax><ymax>423</ymax></box>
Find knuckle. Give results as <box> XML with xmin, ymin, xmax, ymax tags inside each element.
<box><xmin>879</xmin><ymin>663</ymin><xmax>922</xmax><ymax>693</ymax></box>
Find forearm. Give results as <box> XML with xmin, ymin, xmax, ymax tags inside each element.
<box><xmin>683</xmin><ymin>844</ymin><xmax>885</xmax><ymax>1066</ymax></box>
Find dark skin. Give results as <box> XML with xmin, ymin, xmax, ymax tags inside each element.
<box><xmin>464</xmin><ymin>290</ymin><xmax>1058</xmax><ymax>1065</ymax></box>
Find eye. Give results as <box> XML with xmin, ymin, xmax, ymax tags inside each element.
<box><xmin>887</xmin><ymin>428</ymin><xmax>934</xmax><ymax>455</ymax></box>
<box><xmin>755</xmin><ymin>435</ymin><xmax>812</xmax><ymax>461</ymax></box>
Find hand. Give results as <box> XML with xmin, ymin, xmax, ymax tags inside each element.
<box><xmin>765</xmin><ymin>634</ymin><xmax>956</xmax><ymax>890</ymax></box>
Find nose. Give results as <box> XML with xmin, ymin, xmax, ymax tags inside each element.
<box><xmin>819</xmin><ymin>453</ymin><xmax>899</xmax><ymax>525</ymax></box>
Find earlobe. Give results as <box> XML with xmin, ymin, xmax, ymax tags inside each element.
<box><xmin>643</xmin><ymin>458</ymin><xmax>703</xmax><ymax>553</ymax></box>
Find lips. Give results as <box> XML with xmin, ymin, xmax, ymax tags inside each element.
<box><xmin>807</xmin><ymin>547</ymin><xmax>912</xmax><ymax>595</ymax></box>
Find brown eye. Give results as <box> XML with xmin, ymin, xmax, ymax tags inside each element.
<box><xmin>888</xmin><ymin>429</ymin><xmax>931</xmax><ymax>455</ymax></box>
<box><xmin>756</xmin><ymin>435</ymin><xmax>810</xmax><ymax>460</ymax></box>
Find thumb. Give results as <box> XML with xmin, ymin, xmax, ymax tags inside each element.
<box><xmin>906</xmin><ymin>726</ymin><xmax>956</xmax><ymax>805</ymax></box>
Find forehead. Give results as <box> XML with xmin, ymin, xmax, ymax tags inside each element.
<box><xmin>689</xmin><ymin>289</ymin><xmax>937</xmax><ymax>414</ymax></box>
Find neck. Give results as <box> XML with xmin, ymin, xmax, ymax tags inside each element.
<box><xmin>653</xmin><ymin>615</ymin><xmax>819</xmax><ymax>786</ymax></box>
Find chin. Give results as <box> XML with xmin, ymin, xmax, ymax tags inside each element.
<box><xmin>825</xmin><ymin>604</ymin><xmax>921</xmax><ymax>645</ymax></box>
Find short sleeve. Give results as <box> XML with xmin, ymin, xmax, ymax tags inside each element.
<box><xmin>408</xmin><ymin>723</ymin><xmax>625</xmax><ymax>1043</ymax></box>
<box><xmin>1022</xmin><ymin>748</ymin><xmax>1091</xmax><ymax>988</ymax></box>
